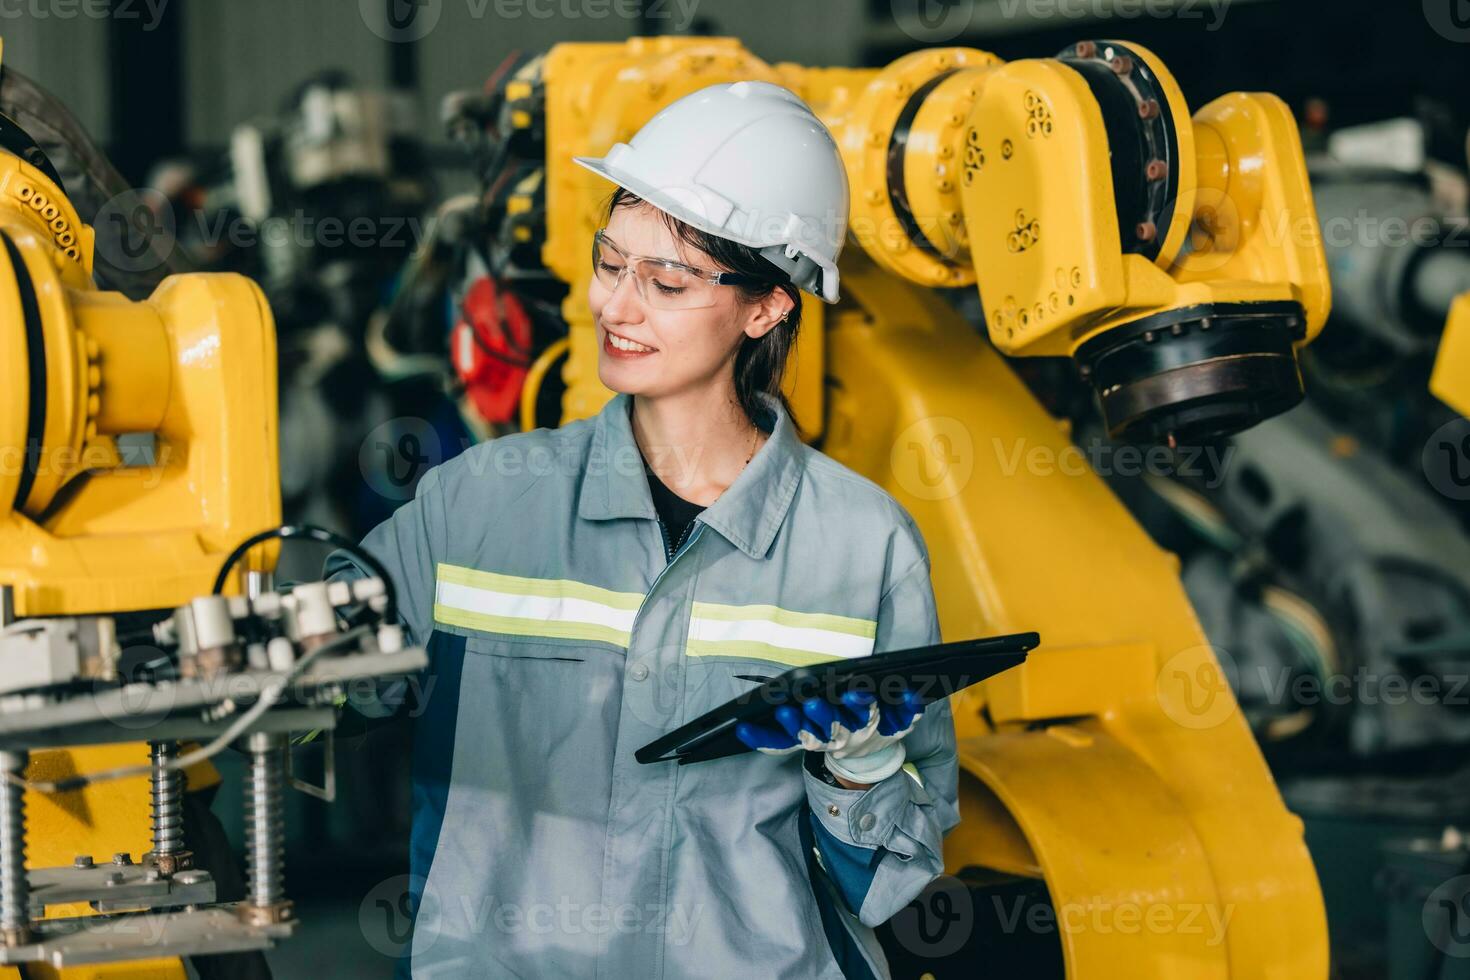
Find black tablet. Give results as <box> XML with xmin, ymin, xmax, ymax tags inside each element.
<box><xmin>635</xmin><ymin>631</ymin><xmax>1039</xmax><ymax>765</ymax></box>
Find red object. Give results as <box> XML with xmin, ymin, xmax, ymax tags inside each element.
<box><xmin>453</xmin><ymin>275</ymin><xmax>533</xmax><ymax>424</ymax></box>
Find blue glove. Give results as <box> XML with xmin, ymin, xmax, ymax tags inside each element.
<box><xmin>735</xmin><ymin>687</ymin><xmax>926</xmax><ymax>783</ymax></box>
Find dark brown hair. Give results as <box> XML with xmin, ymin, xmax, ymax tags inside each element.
<box><xmin>606</xmin><ymin>187</ymin><xmax>802</xmax><ymax>432</ymax></box>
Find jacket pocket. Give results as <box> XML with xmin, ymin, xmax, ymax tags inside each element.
<box><xmin>681</xmin><ymin>654</ymin><xmax>784</xmax><ymax>719</ymax></box>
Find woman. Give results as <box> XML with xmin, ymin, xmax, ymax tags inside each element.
<box><xmin>329</xmin><ymin>81</ymin><xmax>958</xmax><ymax>980</ymax></box>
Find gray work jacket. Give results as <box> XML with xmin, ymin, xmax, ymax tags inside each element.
<box><xmin>327</xmin><ymin>390</ymin><xmax>959</xmax><ymax>979</ymax></box>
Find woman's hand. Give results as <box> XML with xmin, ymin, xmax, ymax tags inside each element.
<box><xmin>735</xmin><ymin>688</ymin><xmax>926</xmax><ymax>786</ymax></box>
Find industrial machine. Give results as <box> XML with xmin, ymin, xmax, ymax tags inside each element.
<box><xmin>0</xmin><ymin>38</ymin><xmax>426</xmax><ymax>974</ymax></box>
<box><xmin>444</xmin><ymin>35</ymin><xmax>1332</xmax><ymax>976</ymax></box>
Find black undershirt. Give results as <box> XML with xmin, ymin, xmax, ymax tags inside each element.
<box><xmin>643</xmin><ymin>461</ymin><xmax>705</xmax><ymax>559</ymax></box>
<box><xmin>638</xmin><ymin>409</ymin><xmax>772</xmax><ymax>560</ymax></box>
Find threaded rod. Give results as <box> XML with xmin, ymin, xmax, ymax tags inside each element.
<box><xmin>243</xmin><ymin>732</ymin><xmax>285</xmax><ymax>908</ymax></box>
<box><xmin>149</xmin><ymin>741</ymin><xmax>184</xmax><ymax>856</ymax></box>
<box><xmin>0</xmin><ymin>750</ymin><xmax>30</xmax><ymax>945</ymax></box>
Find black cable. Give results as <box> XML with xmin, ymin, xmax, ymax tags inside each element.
<box><xmin>211</xmin><ymin>524</ymin><xmax>398</xmax><ymax>625</ymax></box>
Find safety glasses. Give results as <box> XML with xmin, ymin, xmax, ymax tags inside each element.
<box><xmin>590</xmin><ymin>228</ymin><xmax>768</xmax><ymax>311</ymax></box>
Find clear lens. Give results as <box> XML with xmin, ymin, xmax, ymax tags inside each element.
<box><xmin>592</xmin><ymin>237</ymin><xmax>626</xmax><ymax>290</ymax></box>
<box><xmin>635</xmin><ymin>260</ymin><xmax>716</xmax><ymax>310</ymax></box>
<box><xmin>591</xmin><ymin>233</ymin><xmax>721</xmax><ymax>311</ymax></box>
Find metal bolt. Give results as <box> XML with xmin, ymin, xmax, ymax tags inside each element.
<box><xmin>112</xmin><ymin>852</ymin><xmax>132</xmax><ymax>866</ymax></box>
<box><xmin>73</xmin><ymin>855</ymin><xmax>93</xmax><ymax>869</ymax></box>
<box><xmin>1075</xmin><ymin>41</ymin><xmax>1097</xmax><ymax>58</ymax></box>
<box><xmin>826</xmin><ymin>804</ymin><xmax>840</xmax><ymax>817</ymax></box>
<box><xmin>1109</xmin><ymin>55</ymin><xmax>1134</xmax><ymax>75</ymax></box>
<box><xmin>1136</xmin><ymin>221</ymin><xmax>1157</xmax><ymax>243</ymax></box>
<box><xmin>1145</xmin><ymin>160</ymin><xmax>1169</xmax><ymax>181</ymax></box>
<box><xmin>1138</xmin><ymin>99</ymin><xmax>1160</xmax><ymax>120</ymax></box>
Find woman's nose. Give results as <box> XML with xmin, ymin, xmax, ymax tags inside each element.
<box><xmin>600</xmin><ymin>268</ymin><xmax>645</xmax><ymax>324</ymax></box>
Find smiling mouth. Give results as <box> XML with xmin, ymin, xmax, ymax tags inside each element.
<box><xmin>604</xmin><ymin>328</ymin><xmax>658</xmax><ymax>353</ymax></box>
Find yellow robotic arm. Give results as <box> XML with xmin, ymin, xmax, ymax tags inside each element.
<box><xmin>809</xmin><ymin>40</ymin><xmax>1331</xmax><ymax>443</ymax></box>
<box><xmin>0</xmin><ymin>65</ymin><xmax>280</xmax><ymax>619</ymax></box>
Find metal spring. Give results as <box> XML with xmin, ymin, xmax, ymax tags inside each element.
<box><xmin>149</xmin><ymin>742</ymin><xmax>184</xmax><ymax>855</ymax></box>
<box><xmin>243</xmin><ymin>736</ymin><xmax>285</xmax><ymax>907</ymax></box>
<box><xmin>0</xmin><ymin>751</ymin><xmax>29</xmax><ymax>935</ymax></box>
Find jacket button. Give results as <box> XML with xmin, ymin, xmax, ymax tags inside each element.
<box><xmin>826</xmin><ymin>804</ymin><xmax>840</xmax><ymax>817</ymax></box>
<box><xmin>858</xmin><ymin>813</ymin><xmax>877</xmax><ymax>832</ymax></box>
<box><xmin>629</xmin><ymin>663</ymin><xmax>649</xmax><ymax>681</ymax></box>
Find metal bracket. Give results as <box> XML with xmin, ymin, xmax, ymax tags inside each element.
<box><xmin>286</xmin><ymin>726</ymin><xmax>336</xmax><ymax>802</ymax></box>
<box><xmin>0</xmin><ymin>903</ymin><xmax>293</xmax><ymax>966</ymax></box>
<box><xmin>28</xmin><ymin>863</ymin><xmax>216</xmax><ymax>915</ymax></box>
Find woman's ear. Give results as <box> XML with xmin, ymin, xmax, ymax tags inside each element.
<box><xmin>743</xmin><ymin>288</ymin><xmax>797</xmax><ymax>340</ymax></box>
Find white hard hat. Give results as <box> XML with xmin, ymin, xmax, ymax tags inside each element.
<box><xmin>573</xmin><ymin>80</ymin><xmax>849</xmax><ymax>303</ymax></box>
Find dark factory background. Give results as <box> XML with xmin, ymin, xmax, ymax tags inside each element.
<box><xmin>5</xmin><ymin>1</ymin><xmax>1470</xmax><ymax>977</ymax></box>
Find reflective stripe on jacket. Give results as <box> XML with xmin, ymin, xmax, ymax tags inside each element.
<box><xmin>326</xmin><ymin>390</ymin><xmax>959</xmax><ymax>979</ymax></box>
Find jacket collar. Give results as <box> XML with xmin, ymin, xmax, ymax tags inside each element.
<box><xmin>577</xmin><ymin>390</ymin><xmax>806</xmax><ymax>560</ymax></box>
